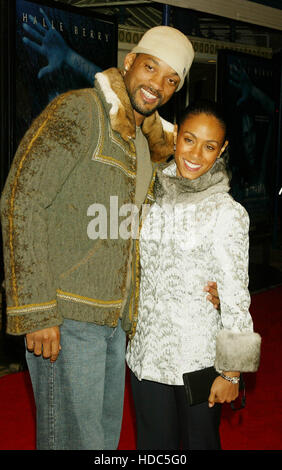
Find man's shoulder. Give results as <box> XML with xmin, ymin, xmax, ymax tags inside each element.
<box><xmin>42</xmin><ymin>88</ymin><xmax>101</xmax><ymax>130</ymax></box>
<box><xmin>52</xmin><ymin>87</ymin><xmax>99</xmax><ymax>109</ymax></box>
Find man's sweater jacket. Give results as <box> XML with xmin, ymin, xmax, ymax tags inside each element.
<box><xmin>0</xmin><ymin>68</ymin><xmax>174</xmax><ymax>337</ymax></box>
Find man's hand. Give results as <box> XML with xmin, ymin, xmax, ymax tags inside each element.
<box><xmin>26</xmin><ymin>326</ymin><xmax>61</xmax><ymax>362</ymax></box>
<box><xmin>204</xmin><ymin>281</ymin><xmax>220</xmax><ymax>309</ymax></box>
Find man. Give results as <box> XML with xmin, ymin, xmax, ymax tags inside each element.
<box><xmin>1</xmin><ymin>26</ymin><xmax>219</xmax><ymax>450</ymax></box>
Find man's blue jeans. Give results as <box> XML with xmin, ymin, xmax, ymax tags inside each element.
<box><xmin>26</xmin><ymin>319</ymin><xmax>126</xmax><ymax>450</ymax></box>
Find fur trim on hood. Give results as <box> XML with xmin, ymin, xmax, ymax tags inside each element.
<box><xmin>153</xmin><ymin>157</ymin><xmax>230</xmax><ymax>206</ymax></box>
<box><xmin>95</xmin><ymin>68</ymin><xmax>174</xmax><ymax>162</ymax></box>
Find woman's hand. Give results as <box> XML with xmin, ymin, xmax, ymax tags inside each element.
<box><xmin>208</xmin><ymin>372</ymin><xmax>240</xmax><ymax>408</ymax></box>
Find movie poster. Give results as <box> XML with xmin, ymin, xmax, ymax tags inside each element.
<box><xmin>14</xmin><ymin>0</ymin><xmax>117</xmax><ymax>156</ymax></box>
<box><xmin>217</xmin><ymin>50</ymin><xmax>276</xmax><ymax>231</ymax></box>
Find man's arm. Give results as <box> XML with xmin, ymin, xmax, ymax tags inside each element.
<box><xmin>1</xmin><ymin>90</ymin><xmax>93</xmax><ymax>360</ymax></box>
<box><xmin>204</xmin><ymin>281</ymin><xmax>220</xmax><ymax>309</ymax></box>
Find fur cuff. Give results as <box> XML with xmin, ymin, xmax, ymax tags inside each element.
<box><xmin>214</xmin><ymin>329</ymin><xmax>261</xmax><ymax>373</ymax></box>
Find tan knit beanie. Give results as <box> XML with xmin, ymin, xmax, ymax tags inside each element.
<box><xmin>131</xmin><ymin>26</ymin><xmax>194</xmax><ymax>91</ymax></box>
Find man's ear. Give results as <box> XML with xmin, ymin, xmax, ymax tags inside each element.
<box><xmin>124</xmin><ymin>53</ymin><xmax>137</xmax><ymax>73</ymax></box>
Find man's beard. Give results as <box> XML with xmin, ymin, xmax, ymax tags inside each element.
<box><xmin>129</xmin><ymin>87</ymin><xmax>163</xmax><ymax>117</ymax></box>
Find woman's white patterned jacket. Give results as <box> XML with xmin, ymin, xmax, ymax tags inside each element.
<box><xmin>126</xmin><ymin>158</ymin><xmax>261</xmax><ymax>385</ymax></box>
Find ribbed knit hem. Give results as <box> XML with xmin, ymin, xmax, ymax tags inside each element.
<box><xmin>6</xmin><ymin>303</ymin><xmax>62</xmax><ymax>335</ymax></box>
<box><xmin>57</xmin><ymin>296</ymin><xmax>121</xmax><ymax>328</ymax></box>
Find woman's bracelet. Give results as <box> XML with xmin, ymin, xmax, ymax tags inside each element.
<box><xmin>220</xmin><ymin>372</ymin><xmax>240</xmax><ymax>384</ymax></box>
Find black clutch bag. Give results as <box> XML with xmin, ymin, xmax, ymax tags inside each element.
<box><xmin>183</xmin><ymin>366</ymin><xmax>219</xmax><ymax>406</ymax></box>
<box><xmin>183</xmin><ymin>367</ymin><xmax>245</xmax><ymax>409</ymax></box>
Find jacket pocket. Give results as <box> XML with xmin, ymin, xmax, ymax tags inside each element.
<box><xmin>59</xmin><ymin>239</ymin><xmax>103</xmax><ymax>281</ymax></box>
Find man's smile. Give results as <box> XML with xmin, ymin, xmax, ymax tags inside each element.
<box><xmin>140</xmin><ymin>87</ymin><xmax>160</xmax><ymax>104</ymax></box>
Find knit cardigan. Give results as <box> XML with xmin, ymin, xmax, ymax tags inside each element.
<box><xmin>0</xmin><ymin>68</ymin><xmax>174</xmax><ymax>335</ymax></box>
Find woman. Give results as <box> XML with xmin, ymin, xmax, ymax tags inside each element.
<box><xmin>126</xmin><ymin>100</ymin><xmax>261</xmax><ymax>450</ymax></box>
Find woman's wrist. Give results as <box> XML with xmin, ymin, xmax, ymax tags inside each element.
<box><xmin>221</xmin><ymin>371</ymin><xmax>240</xmax><ymax>384</ymax></box>
<box><xmin>223</xmin><ymin>371</ymin><xmax>240</xmax><ymax>377</ymax></box>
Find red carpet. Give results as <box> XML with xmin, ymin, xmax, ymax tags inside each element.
<box><xmin>0</xmin><ymin>286</ymin><xmax>282</xmax><ymax>450</ymax></box>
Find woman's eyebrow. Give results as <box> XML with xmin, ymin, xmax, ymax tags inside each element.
<box><xmin>183</xmin><ymin>131</ymin><xmax>219</xmax><ymax>144</ymax></box>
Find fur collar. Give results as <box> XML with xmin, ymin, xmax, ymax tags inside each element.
<box><xmin>95</xmin><ymin>68</ymin><xmax>174</xmax><ymax>162</ymax></box>
<box><xmin>154</xmin><ymin>157</ymin><xmax>230</xmax><ymax>206</ymax></box>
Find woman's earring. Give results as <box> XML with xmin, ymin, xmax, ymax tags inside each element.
<box><xmin>218</xmin><ymin>145</ymin><xmax>227</xmax><ymax>158</ymax></box>
<box><xmin>173</xmin><ymin>124</ymin><xmax>178</xmax><ymax>154</ymax></box>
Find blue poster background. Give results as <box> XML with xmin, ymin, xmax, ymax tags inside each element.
<box><xmin>217</xmin><ymin>50</ymin><xmax>276</xmax><ymax>230</ymax></box>
<box><xmin>15</xmin><ymin>0</ymin><xmax>117</xmax><ymax>151</ymax></box>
